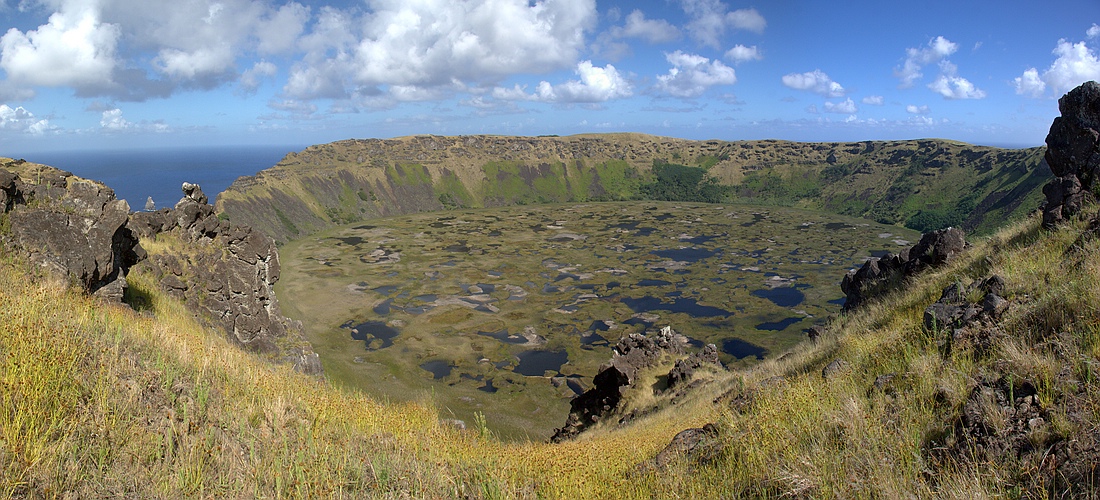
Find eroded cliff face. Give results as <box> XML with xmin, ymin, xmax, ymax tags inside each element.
<box><xmin>131</xmin><ymin>183</ymin><xmax>322</xmax><ymax>375</ymax></box>
<box><xmin>0</xmin><ymin>158</ymin><xmax>321</xmax><ymax>375</ymax></box>
<box><xmin>0</xmin><ymin>159</ymin><xmax>143</xmax><ymax>301</ymax></box>
<box><xmin>217</xmin><ymin>134</ymin><xmax>1048</xmax><ymax>245</ymax></box>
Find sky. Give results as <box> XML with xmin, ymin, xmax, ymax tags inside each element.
<box><xmin>1</xmin><ymin>0</ymin><xmax>1098</xmax><ymax>154</ymax></box>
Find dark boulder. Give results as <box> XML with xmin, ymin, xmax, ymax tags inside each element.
<box><xmin>638</xmin><ymin>423</ymin><xmax>722</xmax><ymax>472</ymax></box>
<box><xmin>1042</xmin><ymin>81</ymin><xmax>1100</xmax><ymax>228</ymax></box>
<box><xmin>552</xmin><ymin>326</ymin><xmax>692</xmax><ymax>442</ymax></box>
<box><xmin>1</xmin><ymin>166</ymin><xmax>143</xmax><ymax>301</ymax></box>
<box><xmin>842</xmin><ymin>227</ymin><xmax>966</xmax><ymax>310</ymax></box>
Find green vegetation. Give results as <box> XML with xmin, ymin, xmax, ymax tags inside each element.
<box><xmin>640</xmin><ymin>161</ymin><xmax>729</xmax><ymax>203</ymax></box>
<box><xmin>217</xmin><ymin>135</ymin><xmax>1047</xmax><ymax>245</ymax></box>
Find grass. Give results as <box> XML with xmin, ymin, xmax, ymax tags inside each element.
<box><xmin>5</xmin><ymin>198</ymin><xmax>1100</xmax><ymax>497</ymax></box>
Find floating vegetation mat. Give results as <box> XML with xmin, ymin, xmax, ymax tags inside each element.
<box><xmin>278</xmin><ymin>202</ymin><xmax>919</xmax><ymax>440</ymax></box>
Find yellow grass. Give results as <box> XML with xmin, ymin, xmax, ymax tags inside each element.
<box><xmin>4</xmin><ymin>205</ymin><xmax>1100</xmax><ymax>497</ymax></box>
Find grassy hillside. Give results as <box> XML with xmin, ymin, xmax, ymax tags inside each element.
<box><xmin>216</xmin><ymin>135</ymin><xmax>1047</xmax><ymax>244</ymax></box>
<box><xmin>6</xmin><ymin>196</ymin><xmax>1100</xmax><ymax>495</ymax></box>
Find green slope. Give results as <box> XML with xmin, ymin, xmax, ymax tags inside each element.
<box><xmin>215</xmin><ymin>135</ymin><xmax>1047</xmax><ymax>244</ymax></box>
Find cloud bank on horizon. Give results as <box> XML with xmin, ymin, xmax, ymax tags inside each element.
<box><xmin>0</xmin><ymin>0</ymin><xmax>1098</xmax><ymax>151</ymax></box>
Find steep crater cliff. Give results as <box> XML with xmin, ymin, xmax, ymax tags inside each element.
<box><xmin>217</xmin><ymin>134</ymin><xmax>1048</xmax><ymax>245</ymax></box>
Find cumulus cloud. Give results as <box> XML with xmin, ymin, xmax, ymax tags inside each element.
<box><xmin>906</xmin><ymin>104</ymin><xmax>929</xmax><ymax>114</ymax></box>
<box><xmin>862</xmin><ymin>95</ymin><xmax>884</xmax><ymax>105</ymax></box>
<box><xmin>0</xmin><ymin>3</ymin><xmax>120</xmax><ymax>88</ymax></box>
<box><xmin>1</xmin><ymin>0</ymin><xmax>315</xmax><ymax>100</ymax></box>
<box><xmin>493</xmin><ymin>61</ymin><xmax>631</xmax><ymax>103</ymax></box>
<box><xmin>654</xmin><ymin>51</ymin><xmax>736</xmax><ymax>98</ymax></box>
<box><xmin>781</xmin><ymin>69</ymin><xmax>845</xmax><ymax>97</ymax></box>
<box><xmin>240</xmin><ymin>60</ymin><xmax>277</xmax><ymax>92</ymax></box>
<box><xmin>100</xmin><ymin>108</ymin><xmax>131</xmax><ymax>130</ymax></box>
<box><xmin>725</xmin><ymin>44</ymin><xmax>761</xmax><ymax>64</ymax></box>
<box><xmin>927</xmin><ymin>61</ymin><xmax>985</xmax><ymax>99</ymax></box>
<box><xmin>1016</xmin><ymin>30</ymin><xmax>1100</xmax><ymax>98</ymax></box>
<box><xmin>823</xmin><ymin>98</ymin><xmax>857</xmax><ymax>114</ymax></box>
<box><xmin>592</xmin><ymin>8</ymin><xmax>678</xmax><ymax>60</ymax></box>
<box><xmin>618</xmin><ymin>9</ymin><xmax>680</xmax><ymax>43</ymax></box>
<box><xmin>0</xmin><ymin>104</ymin><xmax>51</xmax><ymax>134</ymax></box>
<box><xmin>282</xmin><ymin>0</ymin><xmax>597</xmax><ymax>100</ymax></box>
<box><xmin>895</xmin><ymin>36</ymin><xmax>957</xmax><ymax>88</ymax></box>
<box><xmin>680</xmin><ymin>1</ymin><xmax>765</xmax><ymax>48</ymax></box>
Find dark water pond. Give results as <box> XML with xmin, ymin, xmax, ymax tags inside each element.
<box><xmin>420</xmin><ymin>360</ymin><xmax>453</xmax><ymax>379</ymax></box>
<box><xmin>373</xmin><ymin>298</ymin><xmax>393</xmax><ymax>315</ymax></box>
<box><xmin>336</xmin><ymin>236</ymin><xmax>365</xmax><ymax>246</ymax></box>
<box><xmin>620</xmin><ymin>296</ymin><xmax>733</xmax><ymax>317</ymax></box>
<box><xmin>722</xmin><ymin>338</ymin><xmax>767</xmax><ymax>359</ymax></box>
<box><xmin>637</xmin><ymin>279</ymin><xmax>672</xmax><ymax>287</ymax></box>
<box><xmin>514</xmin><ymin>350</ymin><xmax>569</xmax><ymax>376</ymax></box>
<box><xmin>756</xmin><ymin>317</ymin><xmax>805</xmax><ymax>331</ymax></box>
<box><xmin>751</xmin><ymin>287</ymin><xmax>805</xmax><ymax>307</ymax></box>
<box><xmin>651</xmin><ymin>247</ymin><xmax>719</xmax><ymax>262</ymax></box>
<box><xmin>372</xmin><ymin>285</ymin><xmax>399</xmax><ymax>296</ymax></box>
<box><xmin>479</xmin><ymin>379</ymin><xmax>498</xmax><ymax>393</ymax></box>
<box><xmin>477</xmin><ymin>329</ymin><xmax>528</xmax><ymax>345</ymax></box>
<box><xmin>343</xmin><ymin>320</ymin><xmax>400</xmax><ymax>350</ymax></box>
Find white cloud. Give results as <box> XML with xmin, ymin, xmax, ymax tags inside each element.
<box><xmin>1015</xmin><ymin>27</ymin><xmax>1100</xmax><ymax>98</ymax></box>
<box><xmin>895</xmin><ymin>36</ymin><xmax>958</xmax><ymax>88</ymax></box>
<box><xmin>100</xmin><ymin>108</ymin><xmax>131</xmax><ymax>130</ymax></box>
<box><xmin>619</xmin><ymin>9</ymin><xmax>679</xmax><ymax>43</ymax></box>
<box><xmin>254</xmin><ymin>2</ymin><xmax>310</xmax><ymax>54</ymax></box>
<box><xmin>781</xmin><ymin>69</ymin><xmax>845</xmax><ymax>97</ymax></box>
<box><xmin>352</xmin><ymin>0</ymin><xmax>595</xmax><ymax>86</ymax></box>
<box><xmin>725</xmin><ymin>44</ymin><xmax>761</xmax><ymax>64</ymax></box>
<box><xmin>805</xmin><ymin>104</ymin><xmax>818</xmax><ymax>114</ymax></box>
<box><xmin>906</xmin><ymin>104</ymin><xmax>929</xmax><ymax>114</ymax></box>
<box><xmin>680</xmin><ymin>1</ymin><xmax>765</xmax><ymax>48</ymax></box>
<box><xmin>0</xmin><ymin>104</ymin><xmax>51</xmax><ymax>135</ymax></box>
<box><xmin>1014</xmin><ymin>68</ymin><xmax>1046</xmax><ymax>97</ymax></box>
<box><xmin>283</xmin><ymin>0</ymin><xmax>598</xmax><ymax>100</ymax></box>
<box><xmin>0</xmin><ymin>3</ymin><xmax>120</xmax><ymax>88</ymax></box>
<box><xmin>654</xmin><ymin>50</ymin><xmax>736</xmax><ymax>98</ymax></box>
<box><xmin>494</xmin><ymin>61</ymin><xmax>631</xmax><ymax>103</ymax></box>
<box><xmin>927</xmin><ymin>61</ymin><xmax>985</xmax><ymax>99</ymax></box>
<box><xmin>823</xmin><ymin>98</ymin><xmax>857</xmax><ymax>114</ymax></box>
<box><xmin>240</xmin><ymin>60</ymin><xmax>277</xmax><ymax>91</ymax></box>
<box><xmin>727</xmin><ymin>8</ymin><xmax>766</xmax><ymax>33</ymax></box>
<box><xmin>862</xmin><ymin>95</ymin><xmax>884</xmax><ymax>105</ymax></box>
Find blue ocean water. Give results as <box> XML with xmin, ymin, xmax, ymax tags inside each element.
<box><xmin>21</xmin><ymin>145</ymin><xmax>303</xmax><ymax>211</ymax></box>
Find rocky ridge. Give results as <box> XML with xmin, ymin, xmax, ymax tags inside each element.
<box><xmin>217</xmin><ymin>135</ymin><xmax>1047</xmax><ymax>244</ymax></box>
<box><xmin>0</xmin><ymin>160</ymin><xmax>143</xmax><ymax>301</ymax></box>
<box><xmin>131</xmin><ymin>183</ymin><xmax>322</xmax><ymax>374</ymax></box>
<box><xmin>0</xmin><ymin>159</ymin><xmax>320</xmax><ymax>375</ymax></box>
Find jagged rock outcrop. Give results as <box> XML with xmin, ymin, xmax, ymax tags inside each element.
<box><xmin>841</xmin><ymin>227</ymin><xmax>966</xmax><ymax>310</ymax></box>
<box><xmin>0</xmin><ymin>162</ymin><xmax>143</xmax><ymax>301</ymax></box>
<box><xmin>1042</xmin><ymin>81</ymin><xmax>1100</xmax><ymax>228</ymax></box>
<box><xmin>923</xmin><ymin>275</ymin><xmax>1010</xmax><ymax>358</ymax></box>
<box><xmin>664</xmin><ymin>343</ymin><xmax>721</xmax><ymax>394</ymax></box>
<box><xmin>131</xmin><ymin>183</ymin><xmax>322</xmax><ymax>375</ymax></box>
<box><xmin>551</xmin><ymin>327</ymin><xmax>689</xmax><ymax>442</ymax></box>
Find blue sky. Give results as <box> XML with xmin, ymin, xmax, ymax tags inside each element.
<box><xmin>1</xmin><ymin>0</ymin><xmax>1098</xmax><ymax>153</ymax></box>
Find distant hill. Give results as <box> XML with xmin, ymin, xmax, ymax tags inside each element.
<box><xmin>216</xmin><ymin>134</ymin><xmax>1048</xmax><ymax>244</ymax></box>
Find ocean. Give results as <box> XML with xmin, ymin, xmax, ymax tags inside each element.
<box><xmin>20</xmin><ymin>145</ymin><xmax>304</xmax><ymax>211</ymax></box>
